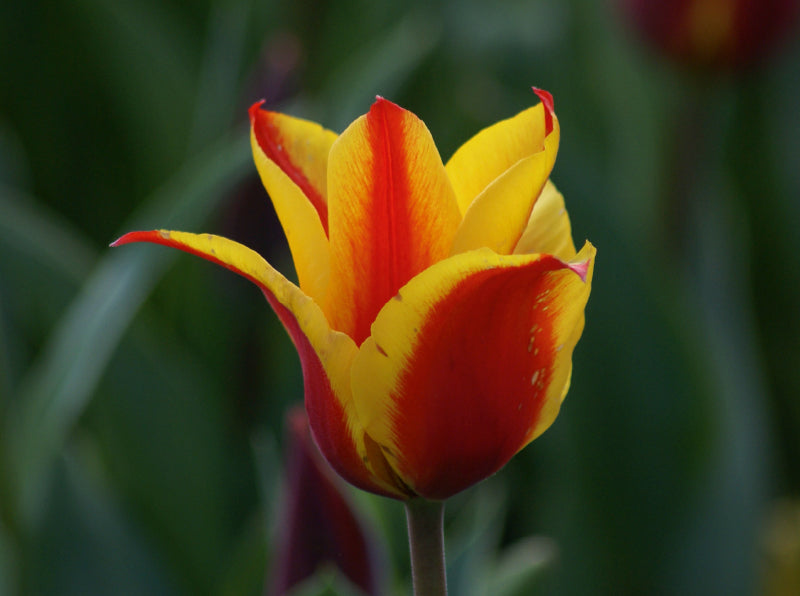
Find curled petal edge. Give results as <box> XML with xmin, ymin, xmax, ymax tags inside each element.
<box><xmin>445</xmin><ymin>93</ymin><xmax>560</xmax><ymax>216</ymax></box>
<box><xmin>513</xmin><ymin>180</ymin><xmax>577</xmax><ymax>260</ymax></box>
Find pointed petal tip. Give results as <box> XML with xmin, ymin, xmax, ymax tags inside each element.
<box><xmin>370</xmin><ymin>95</ymin><xmax>402</xmax><ymax>114</ymax></box>
<box><xmin>248</xmin><ymin>100</ymin><xmax>267</xmax><ymax>123</ymax></box>
<box><xmin>109</xmin><ymin>231</ymin><xmax>139</xmax><ymax>248</ymax></box>
<box><xmin>532</xmin><ymin>87</ymin><xmax>555</xmax><ymax>136</ymax></box>
<box><xmin>109</xmin><ymin>230</ymin><xmax>170</xmax><ymax>248</ymax></box>
<box><xmin>568</xmin><ymin>242</ymin><xmax>596</xmax><ymax>282</ymax></box>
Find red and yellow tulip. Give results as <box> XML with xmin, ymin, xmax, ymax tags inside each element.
<box><xmin>113</xmin><ymin>88</ymin><xmax>595</xmax><ymax>501</ymax></box>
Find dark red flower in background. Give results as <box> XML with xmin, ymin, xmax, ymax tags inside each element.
<box><xmin>270</xmin><ymin>407</ymin><xmax>384</xmax><ymax>595</ymax></box>
<box><xmin>620</xmin><ymin>0</ymin><xmax>800</xmax><ymax>70</ymax></box>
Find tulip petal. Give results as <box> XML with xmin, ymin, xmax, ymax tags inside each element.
<box><xmin>111</xmin><ymin>230</ymin><xmax>407</xmax><ymax>499</ymax></box>
<box><xmin>449</xmin><ymin>151</ymin><xmax>551</xmax><ymax>256</ymax></box>
<box><xmin>249</xmin><ymin>104</ymin><xmax>336</xmax><ymax>301</ymax></box>
<box><xmin>326</xmin><ymin>97</ymin><xmax>461</xmax><ymax>345</ymax></box>
<box><xmin>445</xmin><ymin>90</ymin><xmax>559</xmax><ymax>215</ymax></box>
<box><xmin>249</xmin><ymin>102</ymin><xmax>337</xmax><ymax>232</ymax></box>
<box><xmin>351</xmin><ymin>242</ymin><xmax>595</xmax><ymax>500</ymax></box>
<box><xmin>513</xmin><ymin>180</ymin><xmax>577</xmax><ymax>260</ymax></box>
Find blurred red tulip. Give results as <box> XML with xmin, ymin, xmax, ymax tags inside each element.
<box><xmin>620</xmin><ymin>0</ymin><xmax>800</xmax><ymax>69</ymax></box>
<box><xmin>270</xmin><ymin>406</ymin><xmax>384</xmax><ymax>595</ymax></box>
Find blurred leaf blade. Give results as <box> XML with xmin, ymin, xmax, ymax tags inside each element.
<box><xmin>0</xmin><ymin>186</ymin><xmax>96</xmax><ymax>284</ymax></box>
<box><xmin>318</xmin><ymin>10</ymin><xmax>441</xmax><ymax>130</ymax></box>
<box><xmin>5</xmin><ymin>131</ymin><xmax>250</xmax><ymax>529</ymax></box>
<box><xmin>28</xmin><ymin>447</ymin><xmax>178</xmax><ymax>596</ymax></box>
<box><xmin>487</xmin><ymin>537</ymin><xmax>557</xmax><ymax>596</ymax></box>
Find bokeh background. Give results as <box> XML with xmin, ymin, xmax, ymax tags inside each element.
<box><xmin>2</xmin><ymin>0</ymin><xmax>799</xmax><ymax>594</ymax></box>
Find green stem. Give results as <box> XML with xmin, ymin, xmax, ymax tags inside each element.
<box><xmin>405</xmin><ymin>498</ymin><xmax>447</xmax><ymax>596</ymax></box>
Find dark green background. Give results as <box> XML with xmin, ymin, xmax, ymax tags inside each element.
<box><xmin>2</xmin><ymin>0</ymin><xmax>799</xmax><ymax>594</ymax></box>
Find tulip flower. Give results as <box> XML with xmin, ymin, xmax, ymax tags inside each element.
<box><xmin>619</xmin><ymin>0</ymin><xmax>800</xmax><ymax>70</ymax></box>
<box><xmin>112</xmin><ymin>88</ymin><xmax>594</xmax><ymax>502</ymax></box>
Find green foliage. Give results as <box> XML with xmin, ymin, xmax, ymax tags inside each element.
<box><xmin>2</xmin><ymin>0</ymin><xmax>799</xmax><ymax>594</ymax></box>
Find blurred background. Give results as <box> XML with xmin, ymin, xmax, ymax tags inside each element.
<box><xmin>1</xmin><ymin>0</ymin><xmax>799</xmax><ymax>594</ymax></box>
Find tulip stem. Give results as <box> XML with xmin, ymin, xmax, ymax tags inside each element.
<box><xmin>405</xmin><ymin>498</ymin><xmax>447</xmax><ymax>596</ymax></box>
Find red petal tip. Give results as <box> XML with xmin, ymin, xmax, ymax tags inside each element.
<box><xmin>248</xmin><ymin>100</ymin><xmax>267</xmax><ymax>122</ymax></box>
<box><xmin>532</xmin><ymin>87</ymin><xmax>555</xmax><ymax>136</ymax></box>
<box><xmin>368</xmin><ymin>96</ymin><xmax>405</xmax><ymax>123</ymax></box>
<box><xmin>372</xmin><ymin>96</ymin><xmax>386</xmax><ymax>109</ymax></box>
<box><xmin>109</xmin><ymin>230</ymin><xmax>164</xmax><ymax>248</ymax></box>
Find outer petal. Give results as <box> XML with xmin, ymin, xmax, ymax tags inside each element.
<box><xmin>445</xmin><ymin>89</ymin><xmax>559</xmax><ymax>215</ymax></box>
<box><xmin>250</xmin><ymin>104</ymin><xmax>335</xmax><ymax>301</ymax></box>
<box><xmin>351</xmin><ymin>242</ymin><xmax>595</xmax><ymax>500</ymax></box>
<box><xmin>111</xmin><ymin>230</ymin><xmax>407</xmax><ymax>499</ymax></box>
<box><xmin>513</xmin><ymin>180</ymin><xmax>577</xmax><ymax>260</ymax></box>
<box><xmin>326</xmin><ymin>97</ymin><xmax>461</xmax><ymax>344</ymax></box>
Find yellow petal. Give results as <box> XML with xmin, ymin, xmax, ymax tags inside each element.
<box><xmin>445</xmin><ymin>97</ymin><xmax>560</xmax><ymax>215</ymax></box>
<box><xmin>449</xmin><ymin>150</ymin><xmax>551</xmax><ymax>256</ymax></box>
<box><xmin>249</xmin><ymin>104</ymin><xmax>337</xmax><ymax>302</ymax></box>
<box><xmin>249</xmin><ymin>103</ymin><xmax>337</xmax><ymax>226</ymax></box>
<box><xmin>513</xmin><ymin>180</ymin><xmax>577</xmax><ymax>260</ymax></box>
<box><xmin>250</xmin><ymin>128</ymin><xmax>331</xmax><ymax>301</ymax></box>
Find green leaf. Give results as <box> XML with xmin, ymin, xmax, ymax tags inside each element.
<box><xmin>0</xmin><ymin>518</ymin><xmax>18</xmax><ymax>596</ymax></box>
<box><xmin>446</xmin><ymin>482</ymin><xmax>508</xmax><ymax>596</ymax></box>
<box><xmin>4</xmin><ymin>133</ymin><xmax>250</xmax><ymax>531</ymax></box>
<box><xmin>26</xmin><ymin>447</ymin><xmax>176</xmax><ymax>596</ymax></box>
<box><xmin>284</xmin><ymin>567</ymin><xmax>368</xmax><ymax>596</ymax></box>
<box><xmin>485</xmin><ymin>537</ymin><xmax>557</xmax><ymax>596</ymax></box>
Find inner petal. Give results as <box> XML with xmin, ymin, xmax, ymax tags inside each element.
<box><xmin>325</xmin><ymin>97</ymin><xmax>461</xmax><ymax>344</ymax></box>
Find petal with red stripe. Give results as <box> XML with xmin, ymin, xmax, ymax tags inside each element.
<box><xmin>350</xmin><ymin>242</ymin><xmax>595</xmax><ymax>500</ymax></box>
<box><xmin>326</xmin><ymin>97</ymin><xmax>461</xmax><ymax>344</ymax></box>
<box><xmin>249</xmin><ymin>104</ymin><xmax>336</xmax><ymax>301</ymax></box>
<box><xmin>249</xmin><ymin>103</ymin><xmax>336</xmax><ymax>231</ymax></box>
<box><xmin>111</xmin><ymin>230</ymin><xmax>408</xmax><ymax>499</ymax></box>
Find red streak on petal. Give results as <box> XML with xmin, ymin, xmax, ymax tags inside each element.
<box><xmin>389</xmin><ymin>256</ymin><xmax>579</xmax><ymax>499</ymax></box>
<box><xmin>369</xmin><ymin>98</ymin><xmax>408</xmax><ymax>318</ymax></box>
<box><xmin>249</xmin><ymin>101</ymin><xmax>329</xmax><ymax>234</ymax></box>
<box><xmin>532</xmin><ymin>87</ymin><xmax>554</xmax><ymax>137</ymax></box>
<box><xmin>269</xmin><ymin>295</ymin><xmax>398</xmax><ymax>499</ymax></box>
<box><xmin>345</xmin><ymin>98</ymin><xmax>428</xmax><ymax>344</ymax></box>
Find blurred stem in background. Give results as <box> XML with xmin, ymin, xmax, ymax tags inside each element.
<box><xmin>663</xmin><ymin>75</ymin><xmax>770</xmax><ymax>592</ymax></box>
